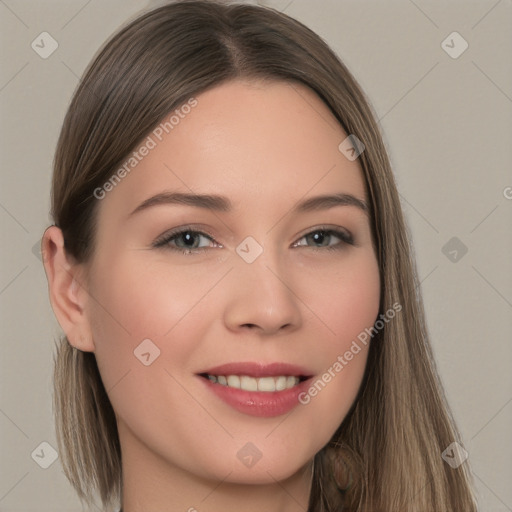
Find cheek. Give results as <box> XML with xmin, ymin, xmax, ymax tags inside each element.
<box><xmin>300</xmin><ymin>250</ymin><xmax>381</xmax><ymax>343</ymax></box>
<box><xmin>84</xmin><ymin>255</ymin><xmax>224</xmax><ymax>449</ymax></box>
<box><xmin>293</xmin><ymin>251</ymin><xmax>380</xmax><ymax>429</ymax></box>
<box><xmin>88</xmin><ymin>253</ymin><xmax>223</xmax><ymax>349</ymax></box>
<box><xmin>86</xmin><ymin>252</ymin><xmax>231</xmax><ymax>415</ymax></box>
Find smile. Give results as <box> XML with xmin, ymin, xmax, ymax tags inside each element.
<box><xmin>202</xmin><ymin>374</ymin><xmax>303</xmax><ymax>392</ymax></box>
<box><xmin>197</xmin><ymin>362</ymin><xmax>314</xmax><ymax>417</ymax></box>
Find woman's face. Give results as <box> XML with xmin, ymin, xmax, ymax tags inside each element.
<box><xmin>78</xmin><ymin>79</ymin><xmax>380</xmax><ymax>484</ymax></box>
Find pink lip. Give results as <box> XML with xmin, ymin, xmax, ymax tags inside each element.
<box><xmin>199</xmin><ymin>361</ymin><xmax>313</xmax><ymax>378</ymax></box>
<box><xmin>197</xmin><ymin>361</ymin><xmax>314</xmax><ymax>418</ymax></box>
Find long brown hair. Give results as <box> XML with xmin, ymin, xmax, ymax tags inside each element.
<box><xmin>49</xmin><ymin>1</ymin><xmax>478</xmax><ymax>510</ymax></box>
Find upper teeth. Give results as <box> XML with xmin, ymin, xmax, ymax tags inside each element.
<box><xmin>207</xmin><ymin>375</ymin><xmax>300</xmax><ymax>392</ymax></box>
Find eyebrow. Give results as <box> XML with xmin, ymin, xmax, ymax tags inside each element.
<box><xmin>128</xmin><ymin>191</ymin><xmax>369</xmax><ymax>217</ymax></box>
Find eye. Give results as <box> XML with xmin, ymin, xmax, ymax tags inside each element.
<box><xmin>153</xmin><ymin>225</ymin><xmax>354</xmax><ymax>255</ymax></box>
<box><xmin>153</xmin><ymin>227</ymin><xmax>219</xmax><ymax>254</ymax></box>
<box><xmin>293</xmin><ymin>227</ymin><xmax>354</xmax><ymax>252</ymax></box>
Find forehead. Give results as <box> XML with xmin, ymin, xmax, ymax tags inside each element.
<box><xmin>96</xmin><ymin>79</ymin><xmax>367</xmax><ymax>221</ymax></box>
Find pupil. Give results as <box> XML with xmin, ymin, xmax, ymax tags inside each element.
<box><xmin>182</xmin><ymin>232</ymin><xmax>196</xmax><ymax>247</ymax></box>
<box><xmin>311</xmin><ymin>231</ymin><xmax>326</xmax><ymax>246</ymax></box>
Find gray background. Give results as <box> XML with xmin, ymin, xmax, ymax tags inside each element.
<box><xmin>1</xmin><ymin>0</ymin><xmax>511</xmax><ymax>510</ymax></box>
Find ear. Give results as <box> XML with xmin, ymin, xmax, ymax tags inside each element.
<box><xmin>41</xmin><ymin>225</ymin><xmax>95</xmax><ymax>352</ymax></box>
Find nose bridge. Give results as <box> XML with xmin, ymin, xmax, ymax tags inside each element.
<box><xmin>223</xmin><ymin>238</ymin><xmax>302</xmax><ymax>334</ymax></box>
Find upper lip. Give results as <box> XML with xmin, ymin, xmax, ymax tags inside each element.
<box><xmin>198</xmin><ymin>362</ymin><xmax>314</xmax><ymax>379</ymax></box>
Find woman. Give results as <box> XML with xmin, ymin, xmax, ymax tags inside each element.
<box><xmin>41</xmin><ymin>1</ymin><xmax>478</xmax><ymax>510</ymax></box>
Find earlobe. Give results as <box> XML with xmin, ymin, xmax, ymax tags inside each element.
<box><xmin>41</xmin><ymin>225</ymin><xmax>95</xmax><ymax>352</ymax></box>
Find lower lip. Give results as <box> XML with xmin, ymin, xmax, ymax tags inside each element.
<box><xmin>199</xmin><ymin>376</ymin><xmax>312</xmax><ymax>418</ymax></box>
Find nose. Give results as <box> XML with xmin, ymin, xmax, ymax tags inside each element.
<box><xmin>222</xmin><ymin>248</ymin><xmax>303</xmax><ymax>337</ymax></box>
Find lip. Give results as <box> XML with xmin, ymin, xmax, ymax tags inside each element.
<box><xmin>198</xmin><ymin>361</ymin><xmax>313</xmax><ymax>378</ymax></box>
<box><xmin>197</xmin><ymin>361</ymin><xmax>314</xmax><ymax>418</ymax></box>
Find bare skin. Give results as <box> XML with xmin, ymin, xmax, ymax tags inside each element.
<box><xmin>43</xmin><ymin>79</ymin><xmax>380</xmax><ymax>512</ymax></box>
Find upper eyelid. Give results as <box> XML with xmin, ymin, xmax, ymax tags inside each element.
<box><xmin>153</xmin><ymin>226</ymin><xmax>219</xmax><ymax>248</ymax></box>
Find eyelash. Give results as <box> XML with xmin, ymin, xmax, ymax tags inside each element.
<box><xmin>152</xmin><ymin>225</ymin><xmax>355</xmax><ymax>255</ymax></box>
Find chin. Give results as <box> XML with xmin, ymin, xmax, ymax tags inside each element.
<box><xmin>201</xmin><ymin>449</ymin><xmax>313</xmax><ymax>485</ymax></box>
